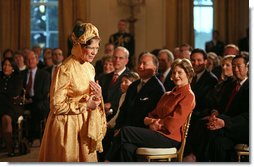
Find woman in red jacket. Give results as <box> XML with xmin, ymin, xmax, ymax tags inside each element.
<box><xmin>105</xmin><ymin>58</ymin><xmax>196</xmax><ymax>162</ymax></box>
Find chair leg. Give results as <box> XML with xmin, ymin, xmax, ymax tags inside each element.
<box><xmin>236</xmin><ymin>152</ymin><xmax>249</xmax><ymax>162</ymax></box>
<box><xmin>237</xmin><ymin>154</ymin><xmax>241</xmax><ymax>162</ymax></box>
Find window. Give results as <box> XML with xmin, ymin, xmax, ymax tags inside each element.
<box><xmin>30</xmin><ymin>0</ymin><xmax>58</xmax><ymax>49</ymax></box>
<box><xmin>194</xmin><ymin>0</ymin><xmax>213</xmax><ymax>49</ymax></box>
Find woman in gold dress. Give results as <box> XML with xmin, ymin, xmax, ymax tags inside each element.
<box><xmin>39</xmin><ymin>23</ymin><xmax>107</xmax><ymax>162</ymax></box>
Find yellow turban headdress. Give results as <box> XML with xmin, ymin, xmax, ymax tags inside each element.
<box><xmin>71</xmin><ymin>23</ymin><xmax>100</xmax><ymax>57</ymax></box>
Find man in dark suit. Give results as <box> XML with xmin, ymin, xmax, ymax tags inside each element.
<box><xmin>23</xmin><ymin>50</ymin><xmax>50</xmax><ymax>143</ymax></box>
<box><xmin>115</xmin><ymin>52</ymin><xmax>165</xmax><ymax>130</ymax></box>
<box><xmin>205</xmin><ymin>30</ymin><xmax>225</xmax><ymax>57</ymax></box>
<box><xmin>190</xmin><ymin>48</ymin><xmax>218</xmax><ymax>119</ymax></box>
<box><xmin>207</xmin><ymin>54</ymin><xmax>249</xmax><ymax>161</ymax></box>
<box><xmin>32</xmin><ymin>45</ymin><xmax>45</xmax><ymax>69</ymax></box>
<box><xmin>184</xmin><ymin>54</ymin><xmax>249</xmax><ymax>162</ymax></box>
<box><xmin>45</xmin><ymin>48</ymin><xmax>64</xmax><ymax>83</ymax></box>
<box><xmin>184</xmin><ymin>48</ymin><xmax>218</xmax><ymax>160</ymax></box>
<box><xmin>100</xmin><ymin>46</ymin><xmax>130</xmax><ymax>121</ymax></box>
<box><xmin>157</xmin><ymin>49</ymin><xmax>175</xmax><ymax>91</ymax></box>
<box><xmin>104</xmin><ymin>52</ymin><xmax>165</xmax><ymax>161</ymax></box>
<box><xmin>109</xmin><ymin>19</ymin><xmax>135</xmax><ymax>70</ymax></box>
<box><xmin>98</xmin><ymin>46</ymin><xmax>130</xmax><ymax>161</ymax></box>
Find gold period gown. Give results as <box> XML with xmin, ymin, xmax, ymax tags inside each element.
<box><xmin>38</xmin><ymin>56</ymin><xmax>107</xmax><ymax>162</ymax></box>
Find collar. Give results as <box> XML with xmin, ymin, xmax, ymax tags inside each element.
<box><xmin>239</xmin><ymin>77</ymin><xmax>248</xmax><ymax>86</ymax></box>
<box><xmin>171</xmin><ymin>84</ymin><xmax>191</xmax><ymax>96</ymax></box>
<box><xmin>54</xmin><ymin>63</ymin><xmax>62</xmax><ymax>69</ymax></box>
<box><xmin>195</xmin><ymin>69</ymin><xmax>206</xmax><ymax>81</ymax></box>
<box><xmin>163</xmin><ymin>67</ymin><xmax>171</xmax><ymax>78</ymax></box>
<box><xmin>19</xmin><ymin>65</ymin><xmax>27</xmax><ymax>71</ymax></box>
<box><xmin>29</xmin><ymin>67</ymin><xmax>38</xmax><ymax>74</ymax></box>
<box><xmin>115</xmin><ymin>67</ymin><xmax>126</xmax><ymax>76</ymax></box>
<box><xmin>140</xmin><ymin>78</ymin><xmax>149</xmax><ymax>84</ymax></box>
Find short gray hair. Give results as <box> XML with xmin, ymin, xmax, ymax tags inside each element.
<box><xmin>158</xmin><ymin>49</ymin><xmax>174</xmax><ymax>62</ymax></box>
<box><xmin>114</xmin><ymin>46</ymin><xmax>129</xmax><ymax>59</ymax></box>
<box><xmin>139</xmin><ymin>52</ymin><xmax>159</xmax><ymax>70</ymax></box>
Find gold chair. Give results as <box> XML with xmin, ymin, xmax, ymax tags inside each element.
<box><xmin>136</xmin><ymin>112</ymin><xmax>192</xmax><ymax>162</ymax></box>
<box><xmin>234</xmin><ymin>144</ymin><xmax>249</xmax><ymax>162</ymax></box>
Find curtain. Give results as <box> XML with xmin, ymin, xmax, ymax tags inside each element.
<box><xmin>0</xmin><ymin>0</ymin><xmax>30</xmax><ymax>53</ymax></box>
<box><xmin>213</xmin><ymin>0</ymin><xmax>249</xmax><ymax>45</ymax></box>
<box><xmin>165</xmin><ymin>0</ymin><xmax>194</xmax><ymax>51</ymax></box>
<box><xmin>58</xmin><ymin>0</ymin><xmax>88</xmax><ymax>56</ymax></box>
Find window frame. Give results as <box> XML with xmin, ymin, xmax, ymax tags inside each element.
<box><xmin>30</xmin><ymin>0</ymin><xmax>58</xmax><ymax>48</ymax></box>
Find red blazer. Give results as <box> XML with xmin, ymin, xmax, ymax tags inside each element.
<box><xmin>148</xmin><ymin>84</ymin><xmax>195</xmax><ymax>142</ymax></box>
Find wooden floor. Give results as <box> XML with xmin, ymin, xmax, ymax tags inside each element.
<box><xmin>0</xmin><ymin>147</ymin><xmax>39</xmax><ymax>162</ymax></box>
<box><xmin>0</xmin><ymin>140</ymin><xmax>40</xmax><ymax>162</ymax></box>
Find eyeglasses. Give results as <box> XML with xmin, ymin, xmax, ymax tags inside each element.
<box><xmin>85</xmin><ymin>46</ymin><xmax>99</xmax><ymax>52</ymax></box>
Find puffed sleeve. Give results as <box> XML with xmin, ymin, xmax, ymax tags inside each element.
<box><xmin>51</xmin><ymin>65</ymin><xmax>89</xmax><ymax>115</ymax></box>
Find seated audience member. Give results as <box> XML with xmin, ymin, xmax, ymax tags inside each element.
<box><xmin>157</xmin><ymin>49</ymin><xmax>175</xmax><ymax>91</ymax></box>
<box><xmin>219</xmin><ymin>55</ymin><xmax>235</xmax><ymax>83</ymax></box>
<box><xmin>184</xmin><ymin>48</ymin><xmax>218</xmax><ymax>159</ymax></box>
<box><xmin>95</xmin><ymin>43</ymin><xmax>115</xmax><ymax>78</ymax></box>
<box><xmin>32</xmin><ymin>45</ymin><xmax>44</xmax><ymax>69</ymax></box>
<box><xmin>107</xmin><ymin>72</ymin><xmax>140</xmax><ymax>129</ymax></box>
<box><xmin>173</xmin><ymin>47</ymin><xmax>181</xmax><ymax>59</ymax></box>
<box><xmin>207</xmin><ymin>54</ymin><xmax>249</xmax><ymax>162</ymax></box>
<box><xmin>96</xmin><ymin>55</ymin><xmax>115</xmax><ymax>82</ymax></box>
<box><xmin>101</xmin><ymin>56</ymin><xmax>115</xmax><ymax>74</ymax></box>
<box><xmin>104</xmin><ymin>43</ymin><xmax>115</xmax><ymax>57</ymax></box>
<box><xmin>23</xmin><ymin>50</ymin><xmax>50</xmax><ymax>144</ymax></box>
<box><xmin>13</xmin><ymin>50</ymin><xmax>27</xmax><ymax>72</ymax></box>
<box><xmin>219</xmin><ymin>55</ymin><xmax>235</xmax><ymax>82</ymax></box>
<box><xmin>100</xmin><ymin>46</ymin><xmax>130</xmax><ymax>121</ymax></box>
<box><xmin>42</xmin><ymin>48</ymin><xmax>53</xmax><ymax>69</ymax></box>
<box><xmin>206</xmin><ymin>55</ymin><xmax>236</xmax><ymax>112</ymax></box>
<box><xmin>223</xmin><ymin>44</ymin><xmax>239</xmax><ymax>56</ymax></box>
<box><xmin>45</xmin><ymin>48</ymin><xmax>64</xmax><ymax>82</ymax></box>
<box><xmin>206</xmin><ymin>52</ymin><xmax>220</xmax><ymax>72</ymax></box>
<box><xmin>0</xmin><ymin>58</ymin><xmax>24</xmax><ymax>156</ymax></box>
<box><xmin>240</xmin><ymin>51</ymin><xmax>249</xmax><ymax>62</ymax></box>
<box><xmin>179</xmin><ymin>43</ymin><xmax>193</xmax><ymax>59</ymax></box>
<box><xmin>105</xmin><ymin>58</ymin><xmax>195</xmax><ymax>162</ymax></box>
<box><xmin>2</xmin><ymin>48</ymin><xmax>14</xmax><ymax>59</ymax></box>
<box><xmin>22</xmin><ymin>47</ymin><xmax>31</xmax><ymax>59</ymax></box>
<box><xmin>190</xmin><ymin>48</ymin><xmax>218</xmax><ymax>119</ymax></box>
<box><xmin>185</xmin><ymin>54</ymin><xmax>249</xmax><ymax>162</ymax></box>
<box><xmin>206</xmin><ymin>52</ymin><xmax>221</xmax><ymax>79</ymax></box>
<box><xmin>113</xmin><ymin>52</ymin><xmax>165</xmax><ymax>131</ymax></box>
<box><xmin>98</xmin><ymin>72</ymin><xmax>139</xmax><ymax>161</ymax></box>
<box><xmin>184</xmin><ymin>55</ymin><xmax>235</xmax><ymax>162</ymax></box>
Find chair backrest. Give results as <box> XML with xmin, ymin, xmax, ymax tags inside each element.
<box><xmin>177</xmin><ymin>112</ymin><xmax>192</xmax><ymax>162</ymax></box>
